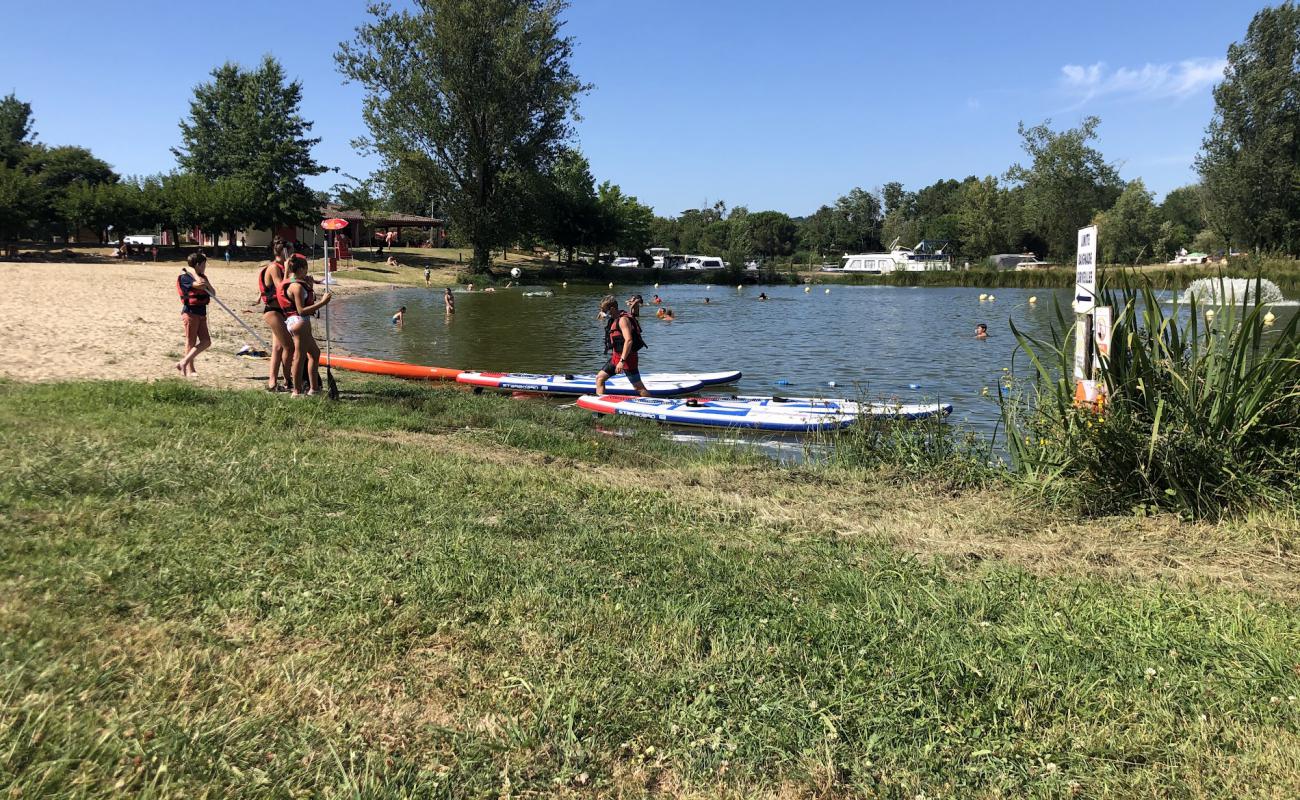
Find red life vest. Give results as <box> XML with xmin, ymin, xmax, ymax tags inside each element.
<box><xmin>276</xmin><ymin>277</ymin><xmax>314</xmax><ymax>315</ymax></box>
<box><xmin>605</xmin><ymin>310</ymin><xmax>646</xmax><ymax>354</ymax></box>
<box><xmin>258</xmin><ymin>261</ymin><xmax>284</xmax><ymax>307</ymax></box>
<box><xmin>176</xmin><ymin>273</ymin><xmax>210</xmax><ymax>309</ymax></box>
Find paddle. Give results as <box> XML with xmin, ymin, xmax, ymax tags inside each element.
<box><xmin>183</xmin><ymin>267</ymin><xmax>271</xmax><ymax>351</ymax></box>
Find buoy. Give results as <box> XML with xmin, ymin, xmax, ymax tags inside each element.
<box><xmin>608</xmin><ymin>282</ymin><xmax>614</xmax><ymax>289</ymax></box>
<box><xmin>908</xmin><ymin>383</ymin><xmax>921</xmax><ymax>390</ymax></box>
<box><xmin>824</xmin><ymin>288</ymin><xmax>831</xmax><ymax>294</ymax></box>
<box><xmin>988</xmin><ymin>295</ymin><xmax>996</xmax><ymax>301</ymax></box>
<box><xmin>654</xmin><ymin>283</ymin><xmax>659</xmax><ymax>289</ymax></box>
<box><xmin>1205</xmin><ymin>309</ymin><xmax>1215</xmax><ymax>320</ymax></box>
<box><xmin>706</xmin><ymin>285</ymin><xmax>712</xmax><ymax>290</ymax></box>
<box><xmin>1028</xmin><ymin>295</ymin><xmax>1038</xmax><ymax>304</ymax></box>
<box><xmin>804</xmin><ymin>286</ymin><xmax>811</xmax><ymax>293</ymax></box>
<box><xmin>979</xmin><ymin>293</ymin><xmax>988</xmax><ymax>301</ymax></box>
<box><xmin>737</xmin><ymin>284</ymin><xmax>743</xmax><ymax>290</ymax></box>
<box><xmin>1264</xmin><ymin>311</ymin><xmax>1277</xmax><ymax>325</ymax></box>
<box><xmin>562</xmin><ymin>282</ymin><xmax>567</xmax><ymax>287</ymax></box>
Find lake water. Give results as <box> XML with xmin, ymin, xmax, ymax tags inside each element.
<box><xmin>328</xmin><ymin>282</ymin><xmax>1085</xmax><ymax>441</ymax></box>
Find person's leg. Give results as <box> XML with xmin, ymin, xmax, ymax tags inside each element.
<box><xmin>177</xmin><ymin>313</ymin><xmax>198</xmax><ymax>374</ymax></box>
<box><xmin>595</xmin><ymin>369</ymin><xmax>612</xmax><ymax>396</ymax></box>
<box><xmin>190</xmin><ymin>316</ymin><xmax>211</xmax><ymax>373</ymax></box>
<box><xmin>263</xmin><ymin>312</ymin><xmax>289</xmax><ymax>389</ymax></box>
<box><xmin>302</xmin><ymin>327</ymin><xmax>322</xmax><ymax>393</ymax></box>
<box><xmin>291</xmin><ymin>330</ymin><xmax>308</xmax><ymax>395</ymax></box>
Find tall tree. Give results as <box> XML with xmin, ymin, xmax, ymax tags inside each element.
<box><xmin>536</xmin><ymin>148</ymin><xmax>598</xmax><ymax>265</ymax></box>
<box><xmin>957</xmin><ymin>176</ymin><xmax>1007</xmax><ymax>260</ymax></box>
<box><xmin>1197</xmin><ymin>3</ymin><xmax>1300</xmax><ymax>252</ymax></box>
<box><xmin>832</xmin><ymin>187</ymin><xmax>882</xmax><ymax>252</ymax></box>
<box><xmin>1005</xmin><ymin>116</ymin><xmax>1122</xmax><ymax>261</ymax></box>
<box><xmin>0</xmin><ymin>94</ymin><xmax>35</xmax><ymax>168</ymax></box>
<box><xmin>1096</xmin><ymin>179</ymin><xmax>1161</xmax><ymax>264</ymax></box>
<box><xmin>174</xmin><ymin>56</ymin><xmax>324</xmax><ymax>238</ymax></box>
<box><xmin>337</xmin><ymin>0</ymin><xmax>588</xmax><ymax>272</ymax></box>
<box><xmin>595</xmin><ymin>181</ymin><xmax>653</xmax><ymax>260</ymax></box>
<box><xmin>746</xmin><ymin>210</ymin><xmax>798</xmax><ymax>259</ymax></box>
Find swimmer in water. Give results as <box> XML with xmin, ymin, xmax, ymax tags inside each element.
<box><xmin>975</xmin><ymin>323</ymin><xmax>988</xmax><ymax>340</ymax></box>
<box><xmin>662</xmin><ymin>308</ymin><xmax>675</xmax><ymax>321</ymax></box>
<box><xmin>652</xmin><ymin>294</ymin><xmax>662</xmax><ymax>305</ymax></box>
<box><xmin>392</xmin><ymin>306</ymin><xmax>406</xmax><ymax>325</ymax></box>
<box><xmin>703</xmin><ymin>296</ymin><xmax>711</xmax><ymax>304</ymax></box>
<box><xmin>444</xmin><ymin>287</ymin><xmax>455</xmax><ymax>313</ymax></box>
<box><xmin>655</xmin><ymin>307</ymin><xmax>666</xmax><ymax>319</ymax></box>
<box><xmin>758</xmin><ymin>292</ymin><xmax>768</xmax><ymax>301</ymax></box>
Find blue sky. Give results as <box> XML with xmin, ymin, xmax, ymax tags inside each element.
<box><xmin>0</xmin><ymin>0</ymin><xmax>1267</xmax><ymax>216</ymax></box>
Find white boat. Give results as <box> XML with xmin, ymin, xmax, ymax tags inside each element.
<box><xmin>1169</xmin><ymin>249</ymin><xmax>1209</xmax><ymax>266</ymax></box>
<box><xmin>833</xmin><ymin>239</ymin><xmax>951</xmax><ymax>273</ymax></box>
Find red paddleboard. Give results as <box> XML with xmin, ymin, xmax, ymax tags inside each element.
<box><xmin>319</xmin><ymin>354</ymin><xmax>462</xmax><ymax>381</ymax></box>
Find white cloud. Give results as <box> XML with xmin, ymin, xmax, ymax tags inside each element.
<box><xmin>1060</xmin><ymin>58</ymin><xmax>1227</xmax><ymax>104</ymax></box>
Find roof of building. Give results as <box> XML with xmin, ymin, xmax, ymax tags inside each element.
<box><xmin>320</xmin><ymin>204</ymin><xmax>442</xmax><ymax>226</ymax></box>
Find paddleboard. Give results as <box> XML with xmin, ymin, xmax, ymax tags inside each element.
<box><xmin>320</xmin><ymin>355</ymin><xmax>462</xmax><ymax>381</ymax></box>
<box><xmin>456</xmin><ymin>371</ymin><xmax>702</xmax><ymax>397</ymax></box>
<box><xmin>576</xmin><ymin>395</ymin><xmax>953</xmax><ymax>431</ymax></box>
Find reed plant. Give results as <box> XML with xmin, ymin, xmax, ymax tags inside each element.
<box><xmin>1001</xmin><ymin>275</ymin><xmax>1300</xmax><ymax>517</ymax></box>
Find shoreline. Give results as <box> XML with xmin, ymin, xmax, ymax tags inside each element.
<box><xmin>0</xmin><ymin>260</ymin><xmax>401</xmax><ymax>390</ymax></box>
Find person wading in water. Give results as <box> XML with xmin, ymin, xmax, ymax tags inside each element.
<box><xmin>595</xmin><ymin>294</ymin><xmax>649</xmax><ymax>397</ymax></box>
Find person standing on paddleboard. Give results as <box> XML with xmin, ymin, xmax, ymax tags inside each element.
<box><xmin>595</xmin><ymin>295</ymin><xmax>649</xmax><ymax>397</ymax></box>
<box><xmin>175</xmin><ymin>251</ymin><xmax>213</xmax><ymax>376</ymax></box>
<box><xmin>277</xmin><ymin>254</ymin><xmax>334</xmax><ymax>396</ymax></box>
<box><xmin>257</xmin><ymin>239</ymin><xmax>293</xmax><ymax>392</ymax></box>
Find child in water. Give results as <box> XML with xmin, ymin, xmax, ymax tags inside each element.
<box><xmin>975</xmin><ymin>323</ymin><xmax>988</xmax><ymax>339</ymax></box>
<box><xmin>392</xmin><ymin>306</ymin><xmax>406</xmax><ymax>325</ymax></box>
<box><xmin>444</xmin><ymin>287</ymin><xmax>455</xmax><ymax>313</ymax></box>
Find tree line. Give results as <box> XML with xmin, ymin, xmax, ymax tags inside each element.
<box><xmin>0</xmin><ymin>57</ymin><xmax>323</xmax><ymax>249</ymax></box>
<box><xmin>2</xmin><ymin>0</ymin><xmax>1299</xmax><ymax>271</ymax></box>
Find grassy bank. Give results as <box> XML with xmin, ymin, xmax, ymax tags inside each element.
<box><xmin>2</xmin><ymin>379</ymin><xmax>1298</xmax><ymax>798</ymax></box>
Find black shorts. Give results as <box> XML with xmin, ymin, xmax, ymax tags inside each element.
<box><xmin>600</xmin><ymin>359</ymin><xmax>641</xmax><ymax>383</ymax></box>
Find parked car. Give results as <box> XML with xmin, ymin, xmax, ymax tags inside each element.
<box><xmin>611</xmin><ymin>256</ymin><xmax>640</xmax><ymax>268</ymax></box>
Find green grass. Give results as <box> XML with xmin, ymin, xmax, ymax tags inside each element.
<box><xmin>2</xmin><ymin>380</ymin><xmax>1299</xmax><ymax>798</ymax></box>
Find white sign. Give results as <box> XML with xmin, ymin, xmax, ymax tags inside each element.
<box><xmin>1075</xmin><ymin>225</ymin><xmax>1097</xmax><ymax>313</ymax></box>
<box><xmin>1093</xmin><ymin>306</ymin><xmax>1112</xmax><ymax>367</ymax></box>
<box><xmin>1073</xmin><ymin>315</ymin><xmax>1090</xmax><ymax>381</ymax></box>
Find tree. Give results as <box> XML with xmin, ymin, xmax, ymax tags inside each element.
<box><xmin>1197</xmin><ymin>3</ymin><xmax>1300</xmax><ymax>252</ymax></box>
<box><xmin>1096</xmin><ymin>178</ymin><xmax>1161</xmax><ymax>264</ymax></box>
<box><xmin>799</xmin><ymin>205</ymin><xmax>836</xmax><ymax>256</ymax></box>
<box><xmin>536</xmin><ymin>147</ymin><xmax>598</xmax><ymax>265</ymax></box>
<box><xmin>594</xmin><ymin>181</ymin><xmax>653</xmax><ymax>260</ymax></box>
<box><xmin>957</xmin><ymin>176</ymin><xmax>1007</xmax><ymax>260</ymax></box>
<box><xmin>832</xmin><ymin>187</ymin><xmax>882</xmax><ymax>252</ymax></box>
<box><xmin>337</xmin><ymin>0</ymin><xmax>588</xmax><ymax>272</ymax></box>
<box><xmin>0</xmin><ymin>93</ymin><xmax>35</xmax><ymax>168</ymax></box>
<box><xmin>174</xmin><ymin>56</ymin><xmax>324</xmax><ymax>238</ymax></box>
<box><xmin>1005</xmin><ymin>116</ymin><xmax>1122</xmax><ymax>261</ymax></box>
<box><xmin>0</xmin><ymin>164</ymin><xmax>39</xmax><ymax>242</ymax></box>
<box><xmin>746</xmin><ymin>210</ymin><xmax>797</xmax><ymax>259</ymax></box>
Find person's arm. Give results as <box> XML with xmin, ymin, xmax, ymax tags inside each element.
<box><xmin>618</xmin><ymin>317</ymin><xmax>635</xmax><ymax>364</ymax></box>
<box><xmin>297</xmin><ymin>286</ymin><xmax>332</xmax><ymax>315</ymax></box>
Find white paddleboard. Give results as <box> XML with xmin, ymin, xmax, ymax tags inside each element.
<box><xmin>576</xmin><ymin>394</ymin><xmax>952</xmax><ymax>431</ymax></box>
<box><xmin>456</xmin><ymin>371</ymin><xmax>702</xmax><ymax>397</ymax></box>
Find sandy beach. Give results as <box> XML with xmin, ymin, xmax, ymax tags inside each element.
<box><xmin>0</xmin><ymin>260</ymin><xmax>383</xmax><ymax>389</ymax></box>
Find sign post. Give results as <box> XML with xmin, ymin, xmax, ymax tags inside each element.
<box><xmin>320</xmin><ymin>218</ymin><xmax>349</xmax><ymax>401</ymax></box>
<box><xmin>1073</xmin><ymin>225</ymin><xmax>1100</xmax><ymax>406</ymax></box>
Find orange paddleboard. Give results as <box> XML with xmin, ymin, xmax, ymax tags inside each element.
<box><xmin>320</xmin><ymin>354</ymin><xmax>462</xmax><ymax>381</ymax></box>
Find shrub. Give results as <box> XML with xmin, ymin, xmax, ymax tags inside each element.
<box><xmin>1001</xmin><ymin>276</ymin><xmax>1300</xmax><ymax>517</ymax></box>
